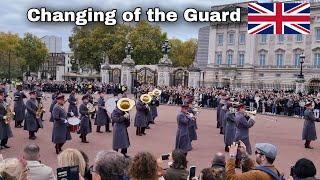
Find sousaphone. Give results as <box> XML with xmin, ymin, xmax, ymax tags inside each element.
<box><xmin>140</xmin><ymin>94</ymin><xmax>152</xmax><ymax>104</ymax></box>
<box><xmin>117</xmin><ymin>98</ymin><xmax>136</xmax><ymax>112</ymax></box>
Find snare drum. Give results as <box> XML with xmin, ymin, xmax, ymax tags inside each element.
<box><xmin>67</xmin><ymin>117</ymin><xmax>81</xmax><ymax>133</ymax></box>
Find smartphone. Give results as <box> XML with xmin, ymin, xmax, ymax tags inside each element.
<box><xmin>57</xmin><ymin>165</ymin><xmax>79</xmax><ymax>180</ymax></box>
<box><xmin>161</xmin><ymin>153</ymin><xmax>170</xmax><ymax>161</ymax></box>
<box><xmin>189</xmin><ymin>166</ymin><xmax>196</xmax><ymax>180</ymax></box>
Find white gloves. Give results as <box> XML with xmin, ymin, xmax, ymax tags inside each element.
<box><xmin>70</xmin><ymin>112</ymin><xmax>74</xmax><ymax>117</ymax></box>
<box><xmin>124</xmin><ymin>113</ymin><xmax>130</xmax><ymax>119</ymax></box>
<box><xmin>64</xmin><ymin>119</ymin><xmax>68</xmax><ymax>123</ymax></box>
<box><xmin>3</xmin><ymin>116</ymin><xmax>6</xmax><ymax>120</ymax></box>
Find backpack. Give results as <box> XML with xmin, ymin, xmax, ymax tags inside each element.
<box><xmin>255</xmin><ymin>166</ymin><xmax>285</xmax><ymax>180</ymax></box>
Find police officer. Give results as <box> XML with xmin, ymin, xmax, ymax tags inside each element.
<box><xmin>52</xmin><ymin>94</ymin><xmax>71</xmax><ymax>154</ymax></box>
<box><xmin>111</xmin><ymin>104</ymin><xmax>130</xmax><ymax>158</ymax></box>
<box><xmin>24</xmin><ymin>91</ymin><xmax>43</xmax><ymax>140</ymax></box>
<box><xmin>175</xmin><ymin>104</ymin><xmax>193</xmax><ymax>155</ymax></box>
<box><xmin>95</xmin><ymin>90</ymin><xmax>111</xmax><ymax>133</ymax></box>
<box><xmin>68</xmin><ymin>88</ymin><xmax>79</xmax><ymax>117</ymax></box>
<box><xmin>79</xmin><ymin>95</ymin><xmax>92</xmax><ymax>143</ymax></box>
<box><xmin>13</xmin><ymin>83</ymin><xmax>27</xmax><ymax>128</ymax></box>
<box><xmin>302</xmin><ymin>102</ymin><xmax>320</xmax><ymax>149</ymax></box>
<box><xmin>0</xmin><ymin>89</ymin><xmax>13</xmax><ymax>149</ymax></box>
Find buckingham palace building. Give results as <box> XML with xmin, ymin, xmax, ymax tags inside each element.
<box><xmin>197</xmin><ymin>1</ymin><xmax>320</xmax><ymax>91</ymax></box>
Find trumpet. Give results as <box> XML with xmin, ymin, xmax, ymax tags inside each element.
<box><xmin>244</xmin><ymin>110</ymin><xmax>257</xmax><ymax>116</ymax></box>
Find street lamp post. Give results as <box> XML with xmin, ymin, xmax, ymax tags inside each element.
<box><xmin>296</xmin><ymin>53</ymin><xmax>306</xmax><ymax>93</ymax></box>
<box><xmin>299</xmin><ymin>54</ymin><xmax>305</xmax><ymax>79</ymax></box>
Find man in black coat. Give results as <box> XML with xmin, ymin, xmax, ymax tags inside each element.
<box><xmin>24</xmin><ymin>91</ymin><xmax>43</xmax><ymax>140</ymax></box>
<box><xmin>0</xmin><ymin>89</ymin><xmax>13</xmax><ymax>149</ymax></box>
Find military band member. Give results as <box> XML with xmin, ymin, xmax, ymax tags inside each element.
<box><xmin>13</xmin><ymin>83</ymin><xmax>27</xmax><ymax>128</ymax></box>
<box><xmin>219</xmin><ymin>96</ymin><xmax>230</xmax><ymax>135</ymax></box>
<box><xmin>95</xmin><ymin>90</ymin><xmax>111</xmax><ymax>133</ymax></box>
<box><xmin>302</xmin><ymin>102</ymin><xmax>320</xmax><ymax>149</ymax></box>
<box><xmin>187</xmin><ymin>100</ymin><xmax>198</xmax><ymax>143</ymax></box>
<box><xmin>111</xmin><ymin>105</ymin><xmax>130</xmax><ymax>158</ymax></box>
<box><xmin>35</xmin><ymin>83</ymin><xmax>44</xmax><ymax>121</ymax></box>
<box><xmin>0</xmin><ymin>90</ymin><xmax>13</xmax><ymax>149</ymax></box>
<box><xmin>149</xmin><ymin>95</ymin><xmax>159</xmax><ymax>124</ymax></box>
<box><xmin>49</xmin><ymin>91</ymin><xmax>61</xmax><ymax>123</ymax></box>
<box><xmin>85</xmin><ymin>85</ymin><xmax>95</xmax><ymax>119</ymax></box>
<box><xmin>52</xmin><ymin>95</ymin><xmax>71</xmax><ymax>154</ymax></box>
<box><xmin>24</xmin><ymin>91</ymin><xmax>43</xmax><ymax>140</ymax></box>
<box><xmin>79</xmin><ymin>95</ymin><xmax>92</xmax><ymax>143</ymax></box>
<box><xmin>68</xmin><ymin>89</ymin><xmax>79</xmax><ymax>117</ymax></box>
<box><xmin>175</xmin><ymin>104</ymin><xmax>193</xmax><ymax>155</ymax></box>
<box><xmin>134</xmin><ymin>98</ymin><xmax>149</xmax><ymax>136</ymax></box>
<box><xmin>234</xmin><ymin>103</ymin><xmax>255</xmax><ymax>167</ymax></box>
<box><xmin>224</xmin><ymin>103</ymin><xmax>236</xmax><ymax>152</ymax></box>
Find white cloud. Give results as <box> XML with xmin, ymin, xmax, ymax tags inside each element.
<box><xmin>0</xmin><ymin>0</ymin><xmax>243</xmax><ymax>51</ymax></box>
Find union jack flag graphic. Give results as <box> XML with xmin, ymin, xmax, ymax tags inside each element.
<box><xmin>248</xmin><ymin>2</ymin><xmax>310</xmax><ymax>34</ymax></box>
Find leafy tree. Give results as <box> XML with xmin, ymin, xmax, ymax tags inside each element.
<box><xmin>169</xmin><ymin>38</ymin><xmax>197</xmax><ymax>67</ymax></box>
<box><xmin>0</xmin><ymin>32</ymin><xmax>24</xmax><ymax>80</ymax></box>
<box><xmin>17</xmin><ymin>33</ymin><xmax>48</xmax><ymax>72</ymax></box>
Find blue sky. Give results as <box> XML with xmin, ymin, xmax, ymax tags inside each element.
<box><xmin>0</xmin><ymin>0</ymin><xmax>246</xmax><ymax>51</ymax></box>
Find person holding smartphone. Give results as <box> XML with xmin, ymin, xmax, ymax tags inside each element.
<box><xmin>163</xmin><ymin>149</ymin><xmax>188</xmax><ymax>180</ymax></box>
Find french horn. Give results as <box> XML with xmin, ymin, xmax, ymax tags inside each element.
<box><xmin>140</xmin><ymin>94</ymin><xmax>152</xmax><ymax>104</ymax></box>
<box><xmin>117</xmin><ymin>98</ymin><xmax>136</xmax><ymax>112</ymax></box>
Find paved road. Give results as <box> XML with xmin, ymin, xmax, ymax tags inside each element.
<box><xmin>2</xmin><ymin>94</ymin><xmax>320</xmax><ymax>178</ymax></box>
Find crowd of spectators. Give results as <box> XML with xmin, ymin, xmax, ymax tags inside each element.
<box><xmin>0</xmin><ymin>143</ymin><xmax>317</xmax><ymax>180</ymax></box>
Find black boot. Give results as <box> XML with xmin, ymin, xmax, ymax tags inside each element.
<box><xmin>305</xmin><ymin>140</ymin><xmax>313</xmax><ymax>149</ymax></box>
<box><xmin>96</xmin><ymin>126</ymin><xmax>103</xmax><ymax>133</ymax></box>
<box><xmin>136</xmin><ymin>128</ymin><xmax>142</xmax><ymax>136</ymax></box>
<box><xmin>105</xmin><ymin>124</ymin><xmax>112</xmax><ymax>133</ymax></box>
<box><xmin>225</xmin><ymin>145</ymin><xmax>229</xmax><ymax>152</ymax></box>
<box><xmin>55</xmin><ymin>144</ymin><xmax>60</xmax><ymax>154</ymax></box>
<box><xmin>141</xmin><ymin>127</ymin><xmax>146</xmax><ymax>135</ymax></box>
<box><xmin>82</xmin><ymin>135</ymin><xmax>89</xmax><ymax>143</ymax></box>
<box><xmin>219</xmin><ymin>128</ymin><xmax>224</xmax><ymax>135</ymax></box>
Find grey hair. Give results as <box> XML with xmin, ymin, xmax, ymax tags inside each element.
<box><xmin>23</xmin><ymin>144</ymin><xmax>40</xmax><ymax>161</ymax></box>
<box><xmin>94</xmin><ymin>150</ymin><xmax>130</xmax><ymax>180</ymax></box>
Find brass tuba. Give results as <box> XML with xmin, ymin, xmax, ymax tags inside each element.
<box><xmin>117</xmin><ymin>98</ymin><xmax>136</xmax><ymax>112</ymax></box>
<box><xmin>152</xmin><ymin>89</ymin><xmax>162</xmax><ymax>97</ymax></box>
<box><xmin>140</xmin><ymin>94</ymin><xmax>152</xmax><ymax>104</ymax></box>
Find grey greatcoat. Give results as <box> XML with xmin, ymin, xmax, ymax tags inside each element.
<box><xmin>111</xmin><ymin>108</ymin><xmax>130</xmax><ymax>150</ymax></box>
<box><xmin>79</xmin><ymin>103</ymin><xmax>92</xmax><ymax>135</ymax></box>
<box><xmin>94</xmin><ymin>97</ymin><xmax>110</xmax><ymax>126</ymax></box>
<box><xmin>175</xmin><ymin>112</ymin><xmax>192</xmax><ymax>153</ymax></box>
<box><xmin>224</xmin><ymin>111</ymin><xmax>236</xmax><ymax>146</ymax></box>
<box><xmin>235</xmin><ymin>112</ymin><xmax>255</xmax><ymax>155</ymax></box>
<box><xmin>150</xmin><ymin>98</ymin><xmax>159</xmax><ymax>120</ymax></box>
<box><xmin>0</xmin><ymin>101</ymin><xmax>13</xmax><ymax>140</ymax></box>
<box><xmin>68</xmin><ymin>93</ymin><xmax>78</xmax><ymax>117</ymax></box>
<box><xmin>49</xmin><ymin>99</ymin><xmax>57</xmax><ymax>122</ymax></box>
<box><xmin>13</xmin><ymin>91</ymin><xmax>26</xmax><ymax>122</ymax></box>
<box><xmin>188</xmin><ymin>109</ymin><xmax>198</xmax><ymax>141</ymax></box>
<box><xmin>24</xmin><ymin>99</ymin><xmax>43</xmax><ymax>132</ymax></box>
<box><xmin>134</xmin><ymin>101</ymin><xmax>149</xmax><ymax>128</ymax></box>
<box><xmin>302</xmin><ymin>109</ymin><xmax>320</xmax><ymax>141</ymax></box>
<box><xmin>216</xmin><ymin>98</ymin><xmax>221</xmax><ymax>128</ymax></box>
<box><xmin>51</xmin><ymin>104</ymin><xmax>71</xmax><ymax>144</ymax></box>
<box><xmin>219</xmin><ymin>107</ymin><xmax>227</xmax><ymax>133</ymax></box>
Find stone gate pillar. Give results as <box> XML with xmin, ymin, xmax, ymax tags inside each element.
<box><xmin>188</xmin><ymin>61</ymin><xmax>201</xmax><ymax>88</ymax></box>
<box><xmin>158</xmin><ymin>54</ymin><xmax>173</xmax><ymax>86</ymax></box>
<box><xmin>121</xmin><ymin>55</ymin><xmax>135</xmax><ymax>90</ymax></box>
